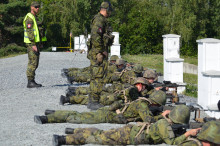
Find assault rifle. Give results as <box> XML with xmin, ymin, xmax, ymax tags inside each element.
<box><xmin>171</xmin><ymin>123</ymin><xmax>189</xmax><ymax>137</ymax></box>
<box><xmin>189</xmin><ymin>117</ymin><xmax>220</xmax><ymax>129</ymax></box>
<box><xmin>153</xmin><ymin>81</ymin><xmax>179</xmax><ymax>103</ymax></box>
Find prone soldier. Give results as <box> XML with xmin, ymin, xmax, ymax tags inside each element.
<box><xmin>34</xmin><ymin>89</ymin><xmax>167</xmax><ymax>124</ymax></box>
<box><xmin>60</xmin><ymin>77</ymin><xmax>148</xmax><ymax>107</ymax></box>
<box><xmin>52</xmin><ymin>105</ymin><xmax>201</xmax><ymax>145</ymax></box>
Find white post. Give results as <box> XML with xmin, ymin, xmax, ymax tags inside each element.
<box><xmin>197</xmin><ymin>38</ymin><xmax>220</xmax><ymax>118</ymax></box>
<box><xmin>110</xmin><ymin>32</ymin><xmax>121</xmax><ymax>58</ymax></box>
<box><xmin>79</xmin><ymin>35</ymin><xmax>88</xmax><ymax>52</ymax></box>
<box><xmin>162</xmin><ymin>34</ymin><xmax>185</xmax><ymax>93</ymax></box>
<box><xmin>74</xmin><ymin>37</ymin><xmax>80</xmax><ymax>50</ymax></box>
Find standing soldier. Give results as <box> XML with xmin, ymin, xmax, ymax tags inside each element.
<box><xmin>87</xmin><ymin>1</ymin><xmax>114</xmax><ymax>110</ymax></box>
<box><xmin>23</xmin><ymin>1</ymin><xmax>47</xmax><ymax>88</ymax></box>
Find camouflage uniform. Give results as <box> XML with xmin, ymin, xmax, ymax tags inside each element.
<box><xmin>24</xmin><ymin>2</ymin><xmax>46</xmax><ymax>87</ymax></box>
<box><xmin>63</xmin><ymin>118</ymin><xmax>187</xmax><ymax>145</ymax></box>
<box><xmin>46</xmin><ymin>90</ymin><xmax>166</xmax><ymax>124</ymax></box>
<box><xmin>179</xmin><ymin>121</ymin><xmax>220</xmax><ymax>146</ymax></box>
<box><xmin>69</xmin><ymin>85</ymin><xmax>140</xmax><ymax>106</ymax></box>
<box><xmin>88</xmin><ymin>10</ymin><xmax>114</xmax><ymax>104</ymax></box>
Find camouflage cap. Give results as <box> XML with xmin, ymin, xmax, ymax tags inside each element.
<box><xmin>197</xmin><ymin>121</ymin><xmax>220</xmax><ymax>144</ymax></box>
<box><xmin>110</xmin><ymin>55</ymin><xmax>119</xmax><ymax>61</ymax></box>
<box><xmin>169</xmin><ymin>105</ymin><xmax>190</xmax><ymax>124</ymax></box>
<box><xmin>134</xmin><ymin>77</ymin><xmax>147</xmax><ymax>85</ymax></box>
<box><xmin>149</xmin><ymin>90</ymin><xmax>166</xmax><ymax>105</ymax></box>
<box><xmin>134</xmin><ymin>64</ymin><xmax>144</xmax><ymax>73</ymax></box>
<box><xmin>31</xmin><ymin>1</ymin><xmax>40</xmax><ymax>7</ymax></box>
<box><xmin>100</xmin><ymin>1</ymin><xmax>113</xmax><ymax>11</ymax></box>
<box><xmin>143</xmin><ymin>69</ymin><xmax>157</xmax><ymax>79</ymax></box>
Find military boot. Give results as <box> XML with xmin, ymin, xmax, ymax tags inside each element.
<box><xmin>67</xmin><ymin>76</ymin><xmax>75</xmax><ymax>84</ymax></box>
<box><xmin>87</xmin><ymin>101</ymin><xmax>104</xmax><ymax>110</ymax></box>
<box><xmin>59</xmin><ymin>95</ymin><xmax>70</xmax><ymax>105</ymax></box>
<box><xmin>34</xmin><ymin>115</ymin><xmax>48</xmax><ymax>124</ymax></box>
<box><xmin>66</xmin><ymin>86</ymin><xmax>77</xmax><ymax>97</ymax></box>
<box><xmin>27</xmin><ymin>80</ymin><xmax>42</xmax><ymax>88</ymax></box>
<box><xmin>45</xmin><ymin>109</ymin><xmax>55</xmax><ymax>115</ymax></box>
<box><xmin>53</xmin><ymin>135</ymin><xmax>66</xmax><ymax>146</ymax></box>
<box><xmin>65</xmin><ymin>128</ymin><xmax>74</xmax><ymax>134</ymax></box>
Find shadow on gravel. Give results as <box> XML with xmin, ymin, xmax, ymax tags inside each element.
<box><xmin>52</xmin><ymin>84</ymin><xmax>71</xmax><ymax>87</ymax></box>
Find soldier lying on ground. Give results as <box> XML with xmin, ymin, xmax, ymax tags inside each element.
<box><xmin>52</xmin><ymin>105</ymin><xmax>201</xmax><ymax>146</ymax></box>
<box><xmin>61</xmin><ymin>55</ymin><xmax>118</xmax><ymax>83</ymax></box>
<box><xmin>34</xmin><ymin>89</ymin><xmax>167</xmax><ymax>124</ymax></box>
<box><xmin>179</xmin><ymin>120</ymin><xmax>220</xmax><ymax>146</ymax></box>
<box><xmin>63</xmin><ymin>59</ymin><xmax>144</xmax><ymax>100</ymax></box>
<box><xmin>60</xmin><ymin>77</ymin><xmax>148</xmax><ymax>107</ymax></box>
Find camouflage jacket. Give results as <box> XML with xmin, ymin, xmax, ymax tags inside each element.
<box><xmin>90</xmin><ymin>12</ymin><xmax>109</xmax><ymax>54</ymax></box>
<box><xmin>130</xmin><ymin>119</ymin><xmax>187</xmax><ymax>144</ymax></box>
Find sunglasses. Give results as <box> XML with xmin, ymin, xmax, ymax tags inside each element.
<box><xmin>34</xmin><ymin>6</ymin><xmax>40</xmax><ymax>9</ymax></box>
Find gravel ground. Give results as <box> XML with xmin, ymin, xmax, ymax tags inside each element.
<box><xmin>0</xmin><ymin>52</ymin><xmax>207</xmax><ymax>146</ymax></box>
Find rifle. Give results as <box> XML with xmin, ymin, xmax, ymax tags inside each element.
<box><xmin>149</xmin><ymin>106</ymin><xmax>163</xmax><ymax>116</ymax></box>
<box><xmin>171</xmin><ymin>123</ymin><xmax>189</xmax><ymax>137</ymax></box>
<box><xmin>189</xmin><ymin>117</ymin><xmax>220</xmax><ymax>129</ymax></box>
<box><xmin>153</xmin><ymin>81</ymin><xmax>179</xmax><ymax>103</ymax></box>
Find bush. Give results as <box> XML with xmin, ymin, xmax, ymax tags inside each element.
<box><xmin>0</xmin><ymin>43</ymin><xmax>26</xmax><ymax>57</ymax></box>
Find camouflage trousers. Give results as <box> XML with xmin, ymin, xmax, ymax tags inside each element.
<box><xmin>65</xmin><ymin>124</ymin><xmax>151</xmax><ymax>145</ymax></box>
<box><xmin>26</xmin><ymin>44</ymin><xmax>40</xmax><ymax>80</ymax></box>
<box><xmin>68</xmin><ymin>66</ymin><xmax>90</xmax><ymax>73</ymax></box>
<box><xmin>89</xmin><ymin>59</ymin><xmax>108</xmax><ymax>102</ymax></box>
<box><xmin>69</xmin><ymin>91</ymin><xmax>117</xmax><ymax>106</ymax></box>
<box><xmin>47</xmin><ymin>107</ymin><xmax>119</xmax><ymax>124</ymax></box>
<box><xmin>72</xmin><ymin>83</ymin><xmax>125</xmax><ymax>96</ymax></box>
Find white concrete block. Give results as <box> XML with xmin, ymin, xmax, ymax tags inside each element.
<box><xmin>197</xmin><ymin>38</ymin><xmax>220</xmax><ymax>118</ymax></box>
<box><xmin>110</xmin><ymin>44</ymin><xmax>121</xmax><ymax>57</ymax></box>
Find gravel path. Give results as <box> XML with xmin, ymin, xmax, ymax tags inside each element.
<box><xmin>0</xmin><ymin>52</ymin><xmax>206</xmax><ymax>146</ymax></box>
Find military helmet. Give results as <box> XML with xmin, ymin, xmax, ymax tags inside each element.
<box><xmin>134</xmin><ymin>77</ymin><xmax>147</xmax><ymax>85</ymax></box>
<box><xmin>149</xmin><ymin>90</ymin><xmax>166</xmax><ymax>106</ymax></box>
<box><xmin>197</xmin><ymin>121</ymin><xmax>220</xmax><ymax>144</ymax></box>
<box><xmin>100</xmin><ymin>1</ymin><xmax>113</xmax><ymax>12</ymax></box>
<box><xmin>115</xmin><ymin>58</ymin><xmax>125</xmax><ymax>65</ymax></box>
<box><xmin>143</xmin><ymin>69</ymin><xmax>157</xmax><ymax>79</ymax></box>
<box><xmin>169</xmin><ymin>105</ymin><xmax>190</xmax><ymax>124</ymax></box>
<box><xmin>133</xmin><ymin>64</ymin><xmax>143</xmax><ymax>73</ymax></box>
<box><xmin>110</xmin><ymin>55</ymin><xmax>119</xmax><ymax>61</ymax></box>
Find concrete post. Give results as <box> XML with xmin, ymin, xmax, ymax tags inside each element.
<box><xmin>197</xmin><ymin>38</ymin><xmax>220</xmax><ymax>118</ymax></box>
<box><xmin>110</xmin><ymin>32</ymin><xmax>121</xmax><ymax>58</ymax></box>
<box><xmin>162</xmin><ymin>34</ymin><xmax>185</xmax><ymax>93</ymax></box>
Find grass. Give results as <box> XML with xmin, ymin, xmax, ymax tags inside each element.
<box><xmin>122</xmin><ymin>54</ymin><xmax>164</xmax><ymax>73</ymax></box>
<box><xmin>181</xmin><ymin>55</ymin><xmax>198</xmax><ymax>65</ymax></box>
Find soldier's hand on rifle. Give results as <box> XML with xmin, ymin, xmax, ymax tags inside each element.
<box><xmin>161</xmin><ymin>110</ymin><xmax>170</xmax><ymax>118</ymax></box>
<box><xmin>184</xmin><ymin>128</ymin><xmax>201</xmax><ymax>137</ymax></box>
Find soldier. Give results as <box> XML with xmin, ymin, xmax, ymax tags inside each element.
<box><xmin>52</xmin><ymin>105</ymin><xmax>201</xmax><ymax>145</ymax></box>
<box><xmin>87</xmin><ymin>1</ymin><xmax>114</xmax><ymax>110</ymax></box>
<box><xmin>34</xmin><ymin>89</ymin><xmax>167</xmax><ymax>124</ymax></box>
<box><xmin>143</xmin><ymin>69</ymin><xmax>158</xmax><ymax>95</ymax></box>
<box><xmin>179</xmin><ymin>121</ymin><xmax>220</xmax><ymax>146</ymax></box>
<box><xmin>23</xmin><ymin>1</ymin><xmax>47</xmax><ymax>88</ymax></box>
<box><xmin>60</xmin><ymin>77</ymin><xmax>148</xmax><ymax>107</ymax></box>
<box><xmin>62</xmin><ymin>55</ymin><xmax>119</xmax><ymax>84</ymax></box>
